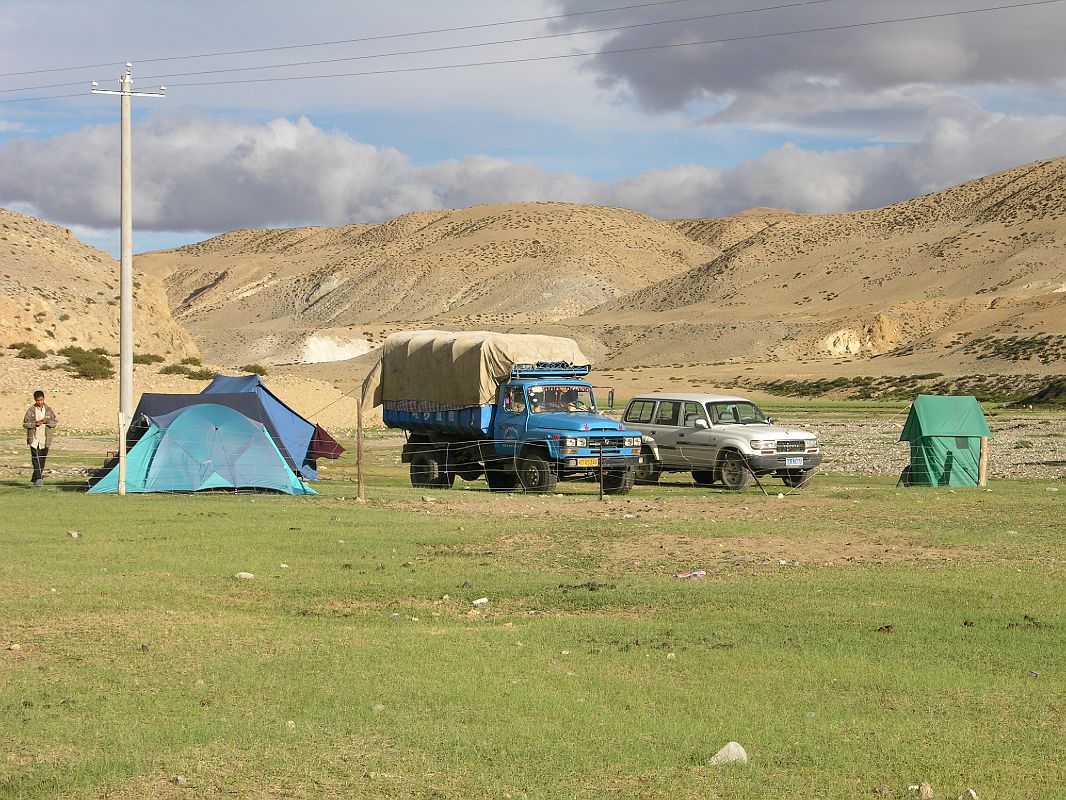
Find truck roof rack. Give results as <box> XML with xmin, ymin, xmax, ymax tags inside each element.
<box><xmin>510</xmin><ymin>361</ymin><xmax>592</xmax><ymax>379</ymax></box>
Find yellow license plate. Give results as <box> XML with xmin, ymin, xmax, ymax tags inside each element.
<box><xmin>577</xmin><ymin>457</ymin><xmax>600</xmax><ymax>467</ymax></box>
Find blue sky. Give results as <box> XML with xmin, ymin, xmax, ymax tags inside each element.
<box><xmin>2</xmin><ymin>0</ymin><xmax>1066</xmax><ymax>256</ymax></box>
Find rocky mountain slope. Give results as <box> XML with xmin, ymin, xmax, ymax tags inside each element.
<box><xmin>136</xmin><ymin>203</ymin><xmax>719</xmax><ymax>365</ymax></box>
<box><xmin>571</xmin><ymin>157</ymin><xmax>1066</xmax><ymax>373</ymax></box>
<box><xmin>0</xmin><ymin>209</ymin><xmax>198</xmax><ymax>358</ymax></box>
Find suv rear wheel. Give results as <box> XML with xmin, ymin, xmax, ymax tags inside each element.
<box><xmin>719</xmin><ymin>451</ymin><xmax>752</xmax><ymax>491</ymax></box>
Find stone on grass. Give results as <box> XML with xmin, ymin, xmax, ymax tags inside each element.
<box><xmin>958</xmin><ymin>790</ymin><xmax>979</xmax><ymax>800</ymax></box>
<box><xmin>708</xmin><ymin>741</ymin><xmax>748</xmax><ymax>766</ymax></box>
<box><xmin>918</xmin><ymin>783</ymin><xmax>935</xmax><ymax>799</ymax></box>
<box><xmin>472</xmin><ymin>597</ymin><xmax>489</xmax><ymax>607</ymax></box>
<box><xmin>234</xmin><ymin>572</ymin><xmax>255</xmax><ymax>580</ymax></box>
<box><xmin>7</xmin><ymin>643</ymin><xmax>22</xmax><ymax>651</ymax></box>
<box><xmin>286</xmin><ymin>720</ymin><xmax>295</xmax><ymax>730</ymax></box>
<box><xmin>172</xmin><ymin>775</ymin><xmax>187</xmax><ymax>786</ymax></box>
<box><xmin>67</xmin><ymin>531</ymin><xmax>80</xmax><ymax>539</ymax></box>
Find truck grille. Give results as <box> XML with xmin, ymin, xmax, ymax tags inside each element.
<box><xmin>777</xmin><ymin>440</ymin><xmax>806</xmax><ymax>452</ymax></box>
<box><xmin>591</xmin><ymin>436</ymin><xmax>626</xmax><ymax>448</ymax></box>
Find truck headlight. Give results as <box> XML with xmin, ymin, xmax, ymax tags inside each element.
<box><xmin>564</xmin><ymin>438</ymin><xmax>577</xmax><ymax>447</ymax></box>
<box><xmin>750</xmin><ymin>439</ymin><xmax>775</xmax><ymax>450</ymax></box>
<box><xmin>807</xmin><ymin>439</ymin><xmax>819</xmax><ymax>450</ymax></box>
<box><xmin>624</xmin><ymin>437</ymin><xmax>639</xmax><ymax>447</ymax></box>
<box><xmin>577</xmin><ymin>437</ymin><xmax>588</xmax><ymax>448</ymax></box>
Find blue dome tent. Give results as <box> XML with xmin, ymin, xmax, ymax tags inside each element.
<box><xmin>88</xmin><ymin>404</ymin><xmax>316</xmax><ymax>495</ymax></box>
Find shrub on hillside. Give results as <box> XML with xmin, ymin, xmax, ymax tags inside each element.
<box><xmin>185</xmin><ymin>368</ymin><xmax>217</xmax><ymax>381</ymax></box>
<box><xmin>180</xmin><ymin>356</ymin><xmax>203</xmax><ymax>366</ymax></box>
<box><xmin>15</xmin><ymin>343</ymin><xmax>46</xmax><ymax>359</ymax></box>
<box><xmin>133</xmin><ymin>353</ymin><xmax>166</xmax><ymax>365</ymax></box>
<box><xmin>58</xmin><ymin>346</ymin><xmax>114</xmax><ymax>379</ymax></box>
<box><xmin>240</xmin><ymin>363</ymin><xmax>268</xmax><ymax>376</ymax></box>
<box><xmin>160</xmin><ymin>364</ymin><xmax>192</xmax><ymax>376</ymax></box>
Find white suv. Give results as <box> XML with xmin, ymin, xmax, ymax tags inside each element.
<box><xmin>622</xmin><ymin>392</ymin><xmax>822</xmax><ymax>490</ymax></box>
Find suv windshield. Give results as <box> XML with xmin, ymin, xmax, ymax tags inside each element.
<box><xmin>707</xmin><ymin>401</ymin><xmax>768</xmax><ymax>425</ymax></box>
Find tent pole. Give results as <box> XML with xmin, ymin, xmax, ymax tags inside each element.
<box><xmin>356</xmin><ymin>397</ymin><xmax>365</xmax><ymax>502</ymax></box>
<box><xmin>117</xmin><ymin>411</ymin><xmax>127</xmax><ymax>496</ymax></box>
<box><xmin>978</xmin><ymin>436</ymin><xmax>988</xmax><ymax>487</ymax></box>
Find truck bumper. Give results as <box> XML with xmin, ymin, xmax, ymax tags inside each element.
<box><xmin>560</xmin><ymin>454</ymin><xmax>640</xmax><ymax>470</ymax></box>
<box><xmin>747</xmin><ymin>453</ymin><xmax>823</xmax><ymax>472</ymax></box>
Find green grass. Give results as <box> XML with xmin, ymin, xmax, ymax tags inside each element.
<box><xmin>0</xmin><ymin>464</ymin><xmax>1063</xmax><ymax>798</ymax></box>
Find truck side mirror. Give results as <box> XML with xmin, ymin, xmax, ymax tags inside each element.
<box><xmin>694</xmin><ymin>418</ymin><xmax>709</xmax><ymax>429</ymax></box>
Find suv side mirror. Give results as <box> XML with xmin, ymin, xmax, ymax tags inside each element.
<box><xmin>694</xmin><ymin>418</ymin><xmax>709</xmax><ymax>430</ymax></box>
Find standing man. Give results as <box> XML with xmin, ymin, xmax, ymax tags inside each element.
<box><xmin>23</xmin><ymin>390</ymin><xmax>58</xmax><ymax>487</ymax></box>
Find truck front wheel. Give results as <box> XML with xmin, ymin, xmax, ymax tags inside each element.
<box><xmin>410</xmin><ymin>452</ymin><xmax>454</xmax><ymax>489</ymax></box>
<box><xmin>602</xmin><ymin>467</ymin><xmax>635</xmax><ymax>495</ymax></box>
<box><xmin>517</xmin><ymin>452</ymin><xmax>558</xmax><ymax>493</ymax></box>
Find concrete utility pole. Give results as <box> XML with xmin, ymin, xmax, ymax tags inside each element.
<box><xmin>92</xmin><ymin>64</ymin><xmax>165</xmax><ymax>495</ymax></box>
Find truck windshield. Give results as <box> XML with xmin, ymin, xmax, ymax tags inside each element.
<box><xmin>707</xmin><ymin>401</ymin><xmax>768</xmax><ymax>425</ymax></box>
<box><xmin>528</xmin><ymin>385</ymin><xmax>596</xmax><ymax>414</ymax></box>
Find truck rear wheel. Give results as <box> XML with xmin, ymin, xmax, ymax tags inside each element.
<box><xmin>602</xmin><ymin>467</ymin><xmax>635</xmax><ymax>495</ymax></box>
<box><xmin>517</xmin><ymin>452</ymin><xmax>557</xmax><ymax>493</ymax></box>
<box><xmin>410</xmin><ymin>452</ymin><xmax>454</xmax><ymax>489</ymax></box>
<box><xmin>719</xmin><ymin>452</ymin><xmax>752</xmax><ymax>491</ymax></box>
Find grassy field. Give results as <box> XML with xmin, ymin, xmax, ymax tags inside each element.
<box><xmin>1</xmin><ymin>449</ymin><xmax>1063</xmax><ymax>798</ymax></box>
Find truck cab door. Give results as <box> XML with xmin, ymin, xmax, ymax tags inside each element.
<box><xmin>493</xmin><ymin>383</ymin><xmax>527</xmax><ymax>457</ymax></box>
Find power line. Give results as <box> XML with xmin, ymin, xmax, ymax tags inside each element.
<box><xmin>0</xmin><ymin>0</ymin><xmax>834</xmax><ymax>94</ymax></box>
<box><xmin>2</xmin><ymin>0</ymin><xmax>1062</xmax><ymax>103</ymax></box>
<box><xmin>0</xmin><ymin>0</ymin><xmax>703</xmax><ymax>79</ymax></box>
<box><xmin>161</xmin><ymin>0</ymin><xmax>1066</xmax><ymax>89</ymax></box>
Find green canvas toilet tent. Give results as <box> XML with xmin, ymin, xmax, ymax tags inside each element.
<box><xmin>89</xmin><ymin>403</ymin><xmax>316</xmax><ymax>495</ymax></box>
<box><xmin>899</xmin><ymin>394</ymin><xmax>991</xmax><ymax>487</ymax></box>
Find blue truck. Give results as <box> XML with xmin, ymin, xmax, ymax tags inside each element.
<box><xmin>363</xmin><ymin>332</ymin><xmax>643</xmax><ymax>494</ymax></box>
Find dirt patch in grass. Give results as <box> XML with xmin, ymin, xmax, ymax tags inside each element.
<box><xmin>604</xmin><ymin>530</ymin><xmax>962</xmax><ymax>568</ymax></box>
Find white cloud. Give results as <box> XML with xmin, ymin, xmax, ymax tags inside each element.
<box><xmin>2</xmin><ymin>109</ymin><xmax>1065</xmax><ymax>234</ymax></box>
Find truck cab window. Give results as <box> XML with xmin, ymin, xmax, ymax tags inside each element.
<box><xmin>504</xmin><ymin>387</ymin><xmax>525</xmax><ymax>414</ymax></box>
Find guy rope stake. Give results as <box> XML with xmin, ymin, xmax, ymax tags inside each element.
<box><xmin>91</xmin><ymin>64</ymin><xmax>165</xmax><ymax>495</ymax></box>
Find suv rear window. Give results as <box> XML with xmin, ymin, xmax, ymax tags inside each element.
<box><xmin>625</xmin><ymin>400</ymin><xmax>655</xmax><ymax>423</ymax></box>
<box><xmin>655</xmin><ymin>401</ymin><xmax>681</xmax><ymax>426</ymax></box>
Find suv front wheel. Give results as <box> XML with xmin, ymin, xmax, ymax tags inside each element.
<box><xmin>719</xmin><ymin>451</ymin><xmax>752</xmax><ymax>491</ymax></box>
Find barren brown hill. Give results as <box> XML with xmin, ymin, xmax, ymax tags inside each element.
<box><xmin>137</xmin><ymin>202</ymin><xmax>718</xmax><ymax>366</ymax></box>
<box><xmin>0</xmin><ymin>208</ymin><xmax>199</xmax><ymax>359</ymax></box>
<box><xmin>571</xmin><ymin>157</ymin><xmax>1066</xmax><ymax>374</ymax></box>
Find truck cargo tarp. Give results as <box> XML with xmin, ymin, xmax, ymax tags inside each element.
<box><xmin>363</xmin><ymin>330</ymin><xmax>590</xmax><ymax>408</ymax></box>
